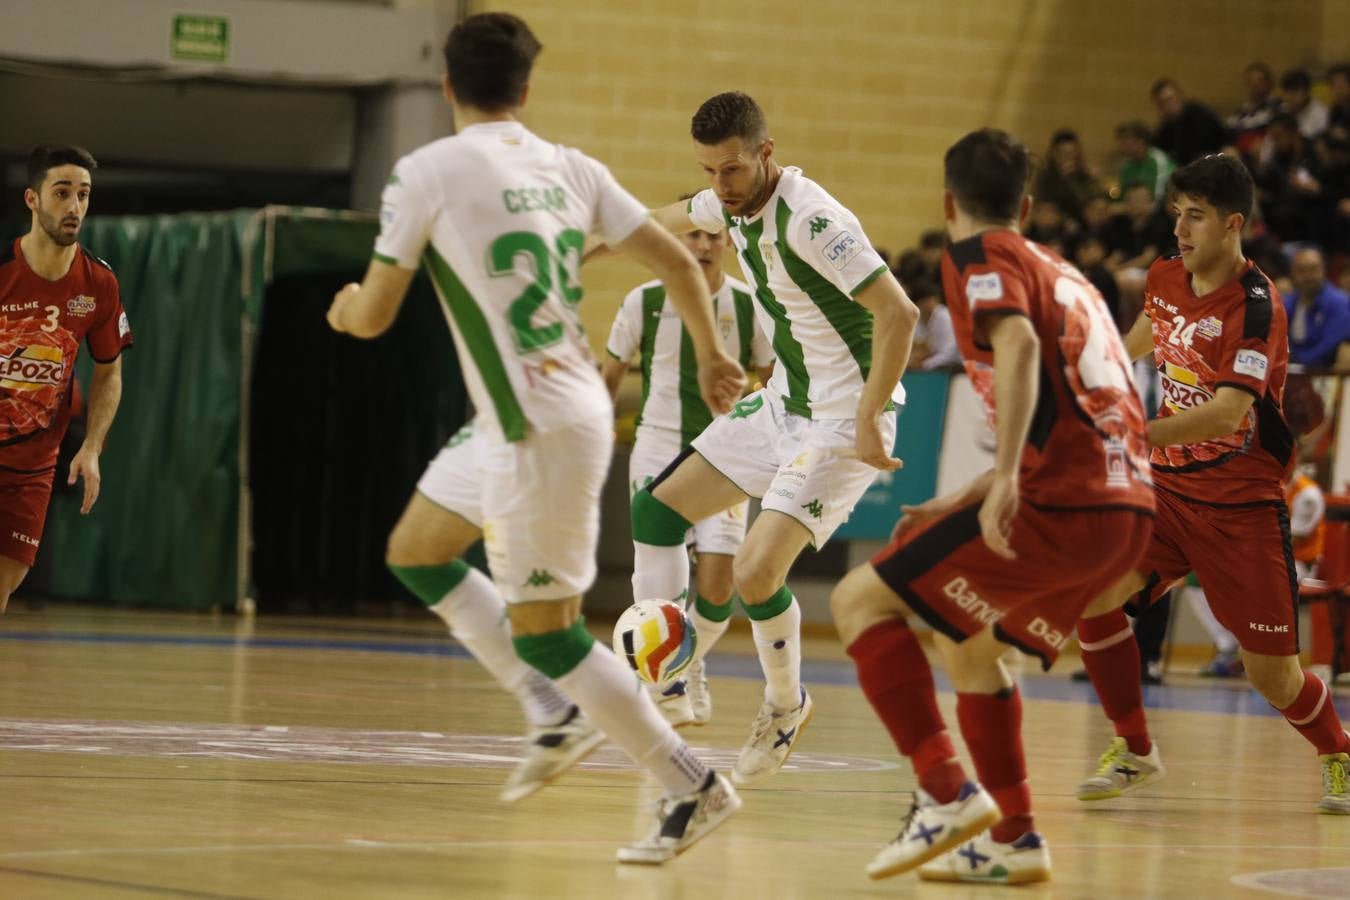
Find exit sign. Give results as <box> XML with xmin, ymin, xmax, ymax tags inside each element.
<box><xmin>171</xmin><ymin>13</ymin><xmax>230</xmax><ymax>62</ymax></box>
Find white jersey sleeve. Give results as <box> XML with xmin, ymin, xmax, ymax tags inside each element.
<box><xmin>688</xmin><ymin>190</ymin><xmax>729</xmax><ymax>233</ymax></box>
<box><xmin>750</xmin><ymin>313</ymin><xmax>775</xmax><ymax>369</ymax></box>
<box><xmin>373</xmin><ymin>157</ymin><xmax>435</xmax><ymax>269</ymax></box>
<box><xmin>576</xmin><ymin>153</ymin><xmax>649</xmax><ymax>246</ymax></box>
<box><xmin>605</xmin><ymin>287</ymin><xmax>645</xmax><ymax>361</ymax></box>
<box><xmin>786</xmin><ymin>203</ymin><xmax>889</xmax><ymax>298</ymax></box>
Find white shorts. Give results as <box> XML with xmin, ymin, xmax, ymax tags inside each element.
<box><xmin>416</xmin><ymin>416</ymin><xmax>613</xmax><ymax>602</ymax></box>
<box><xmin>691</xmin><ymin>389</ymin><xmax>896</xmax><ymax>547</ymax></box>
<box><xmin>630</xmin><ymin>424</ymin><xmax>748</xmax><ymax>557</ymax></box>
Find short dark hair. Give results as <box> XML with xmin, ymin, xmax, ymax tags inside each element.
<box><xmin>691</xmin><ymin>92</ymin><xmax>767</xmax><ymax>146</ymax></box>
<box><xmin>27</xmin><ymin>144</ymin><xmax>97</xmax><ymax>192</ymax></box>
<box><xmin>1050</xmin><ymin>128</ymin><xmax>1079</xmax><ymax>146</ymax></box>
<box><xmin>1150</xmin><ymin>77</ymin><xmax>1179</xmax><ymax>98</ymax></box>
<box><xmin>1168</xmin><ymin>153</ymin><xmax>1254</xmax><ymax>220</ymax></box>
<box><xmin>1115</xmin><ymin>120</ymin><xmax>1152</xmax><ymax>142</ymax></box>
<box><xmin>1329</xmin><ymin>63</ymin><xmax>1350</xmax><ymax>83</ymax></box>
<box><xmin>1245</xmin><ymin>61</ymin><xmax>1273</xmax><ymax>81</ymax></box>
<box><xmin>943</xmin><ymin>128</ymin><xmax>1031</xmax><ymax>222</ymax></box>
<box><xmin>1281</xmin><ymin>68</ymin><xmax>1312</xmax><ymax>92</ymax></box>
<box><xmin>919</xmin><ymin>229</ymin><xmax>946</xmax><ymax>250</ymax></box>
<box><xmin>442</xmin><ymin>12</ymin><xmax>541</xmax><ymax>111</ymax></box>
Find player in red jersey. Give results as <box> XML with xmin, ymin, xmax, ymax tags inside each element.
<box><xmin>1072</xmin><ymin>153</ymin><xmax>1350</xmax><ymax>815</ymax></box>
<box><xmin>831</xmin><ymin>129</ymin><xmax>1155</xmax><ymax>885</ymax></box>
<box><xmin>0</xmin><ymin>145</ymin><xmax>132</xmax><ymax>613</ymax></box>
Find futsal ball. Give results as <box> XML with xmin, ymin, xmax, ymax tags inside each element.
<box><xmin>612</xmin><ymin>599</ymin><xmax>697</xmax><ymax>685</ymax></box>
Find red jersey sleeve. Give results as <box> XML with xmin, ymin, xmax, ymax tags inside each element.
<box><xmin>953</xmin><ymin>241</ymin><xmax>1032</xmax><ymax>319</ymax></box>
<box><xmin>1215</xmin><ymin>269</ymin><xmax>1281</xmax><ymax>400</ymax></box>
<box><xmin>87</xmin><ymin>272</ymin><xmax>132</xmax><ymax>363</ymax></box>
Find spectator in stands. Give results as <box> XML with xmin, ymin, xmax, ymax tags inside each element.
<box><xmin>1032</xmin><ymin>128</ymin><xmax>1104</xmax><ymax>224</ymax></box>
<box><xmin>1229</xmin><ymin>61</ymin><xmax>1283</xmax><ymax>161</ymax></box>
<box><xmin>1280</xmin><ymin>68</ymin><xmax>1330</xmax><ymax>139</ymax></box>
<box><xmin>1116</xmin><ymin>120</ymin><xmax>1174</xmax><ymax>203</ymax></box>
<box><xmin>1104</xmin><ymin>183</ymin><xmax>1176</xmax><ymax>273</ymax></box>
<box><xmin>905</xmin><ymin>279</ymin><xmax>961</xmax><ymax>371</ymax></box>
<box><xmin>1285</xmin><ymin>246</ymin><xmax>1350</xmax><ymax>368</ymax></box>
<box><xmin>1315</xmin><ymin>128</ymin><xmax>1350</xmax><ymax>253</ymax></box>
<box><xmin>1074</xmin><ymin>233</ymin><xmax>1123</xmax><ymax>330</ymax></box>
<box><xmin>895</xmin><ymin>229</ymin><xmax>945</xmax><ymax>286</ymax></box>
<box><xmin>1151</xmin><ymin>77</ymin><xmax>1230</xmax><ymax>165</ymax></box>
<box><xmin>1024</xmin><ymin>199</ymin><xmax>1074</xmax><ymax>257</ymax></box>
<box><xmin>1256</xmin><ymin>113</ymin><xmax>1324</xmax><ymax>243</ymax></box>
<box><xmin>1329</xmin><ymin>63</ymin><xmax>1350</xmax><ymax>131</ymax></box>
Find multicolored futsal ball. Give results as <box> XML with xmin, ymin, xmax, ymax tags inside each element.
<box><xmin>612</xmin><ymin>599</ymin><xmax>697</xmax><ymax>685</ymax></box>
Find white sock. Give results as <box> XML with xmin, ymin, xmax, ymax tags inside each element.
<box><xmin>430</xmin><ymin>568</ymin><xmax>572</xmax><ymax>727</ymax></box>
<box><xmin>632</xmin><ymin>541</ymin><xmax>690</xmax><ymax>604</ymax></box>
<box><xmin>555</xmin><ymin>643</ymin><xmax>709</xmax><ymax>796</ymax></box>
<box><xmin>688</xmin><ymin>599</ymin><xmax>732</xmax><ymax>663</ymax></box>
<box><xmin>749</xmin><ymin>595</ymin><xmax>803</xmax><ymax>710</ymax></box>
<box><xmin>1184</xmin><ymin>586</ymin><xmax>1237</xmax><ymax>655</ymax></box>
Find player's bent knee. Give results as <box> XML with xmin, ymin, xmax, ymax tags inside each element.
<box><xmin>512</xmin><ymin>617</ymin><xmax>594</xmax><ymax>679</ymax></box>
<box><xmin>631</xmin><ymin>489</ymin><xmax>692</xmax><ymax>546</ymax></box>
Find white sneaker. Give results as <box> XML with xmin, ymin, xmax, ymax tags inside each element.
<box><xmin>617</xmin><ymin>772</ymin><xmax>741</xmax><ymax>864</ymax></box>
<box><xmin>865</xmin><ymin>783</ymin><xmax>1001</xmax><ymax>880</ymax></box>
<box><xmin>686</xmin><ymin>660</ymin><xmax>711</xmax><ymax>725</ymax></box>
<box><xmin>1320</xmin><ymin>738</ymin><xmax>1350</xmax><ymax>815</ymax></box>
<box><xmin>499</xmin><ymin>707</ymin><xmax>605</xmax><ymax>803</ymax></box>
<box><xmin>1077</xmin><ymin>736</ymin><xmax>1166</xmax><ymax>801</ymax></box>
<box><xmin>732</xmin><ymin>685</ymin><xmax>813</xmax><ymax>786</ymax></box>
<box><xmin>650</xmin><ymin>679</ymin><xmax>697</xmax><ymax>728</ymax></box>
<box><xmin>918</xmin><ymin>830</ymin><xmax>1051</xmax><ymax>884</ymax></box>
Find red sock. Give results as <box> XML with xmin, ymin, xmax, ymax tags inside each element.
<box><xmin>1280</xmin><ymin>671</ymin><xmax>1350</xmax><ymax>755</ymax></box>
<box><xmin>1077</xmin><ymin>609</ymin><xmax>1151</xmax><ymax>755</ymax></box>
<box><xmin>848</xmin><ymin>619</ymin><xmax>967</xmax><ymax>802</ymax></box>
<box><xmin>957</xmin><ymin>689</ymin><xmax>1033</xmax><ymax>843</ymax></box>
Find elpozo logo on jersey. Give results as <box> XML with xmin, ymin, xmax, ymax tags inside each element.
<box><xmin>66</xmin><ymin>294</ymin><xmax>95</xmax><ymax>317</ymax></box>
<box><xmin>1161</xmin><ymin>362</ymin><xmax>1212</xmax><ymax>411</ymax></box>
<box><xmin>0</xmin><ymin>345</ymin><xmax>63</xmax><ymax>392</ymax></box>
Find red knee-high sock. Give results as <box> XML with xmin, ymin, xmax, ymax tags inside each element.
<box><xmin>1309</xmin><ymin>602</ymin><xmax>1334</xmax><ymax>668</ymax></box>
<box><xmin>1077</xmin><ymin>609</ymin><xmax>1151</xmax><ymax>755</ymax></box>
<box><xmin>957</xmin><ymin>689</ymin><xmax>1034</xmax><ymax>843</ymax></box>
<box><xmin>848</xmin><ymin>619</ymin><xmax>967</xmax><ymax>802</ymax></box>
<box><xmin>1280</xmin><ymin>671</ymin><xmax>1350</xmax><ymax>755</ymax></box>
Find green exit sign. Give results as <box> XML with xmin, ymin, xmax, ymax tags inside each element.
<box><xmin>171</xmin><ymin>13</ymin><xmax>230</xmax><ymax>62</ymax></box>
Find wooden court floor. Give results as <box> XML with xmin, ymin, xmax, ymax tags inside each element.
<box><xmin>1</xmin><ymin>605</ymin><xmax>1348</xmax><ymax>899</ymax></box>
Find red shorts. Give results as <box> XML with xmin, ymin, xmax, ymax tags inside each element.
<box><xmin>872</xmin><ymin>502</ymin><xmax>1152</xmax><ymax>670</ymax></box>
<box><xmin>0</xmin><ymin>468</ymin><xmax>55</xmax><ymax>567</ymax></box>
<box><xmin>1132</xmin><ymin>485</ymin><xmax>1298</xmax><ymax>656</ymax></box>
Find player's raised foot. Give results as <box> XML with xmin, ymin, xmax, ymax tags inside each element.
<box><xmin>732</xmin><ymin>685</ymin><xmax>813</xmax><ymax>786</ymax></box>
<box><xmin>617</xmin><ymin>772</ymin><xmax>741</xmax><ymax>864</ymax></box>
<box><xmin>918</xmin><ymin>830</ymin><xmax>1052</xmax><ymax>885</ymax></box>
<box><xmin>686</xmin><ymin>660</ymin><xmax>712</xmax><ymax>725</ymax></box>
<box><xmin>651</xmin><ymin>679</ymin><xmax>697</xmax><ymax>729</ymax></box>
<box><xmin>1318</xmin><ymin>742</ymin><xmax>1350</xmax><ymax>815</ymax></box>
<box><xmin>1077</xmin><ymin>736</ymin><xmax>1165</xmax><ymax>801</ymax></box>
<box><xmin>500</xmin><ymin>706</ymin><xmax>605</xmax><ymax>803</ymax></box>
<box><xmin>865</xmin><ymin>782</ymin><xmax>1000</xmax><ymax>880</ymax></box>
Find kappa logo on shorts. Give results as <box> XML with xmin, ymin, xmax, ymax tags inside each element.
<box><xmin>523</xmin><ymin>569</ymin><xmax>556</xmax><ymax>588</ymax></box>
<box><xmin>942</xmin><ymin>577</ymin><xmax>1002</xmax><ymax>625</ymax></box>
<box><xmin>1249</xmin><ymin>622</ymin><xmax>1289</xmax><ymax>633</ymax></box>
<box><xmin>446</xmin><ymin>423</ymin><xmax>474</xmax><ymax>449</ymax></box>
<box><xmin>730</xmin><ymin>395</ymin><xmax>763</xmax><ymax>419</ymax></box>
<box><xmin>801</xmin><ymin>499</ymin><xmax>823</xmax><ymax>519</ymax></box>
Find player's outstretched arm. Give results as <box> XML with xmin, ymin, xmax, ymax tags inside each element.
<box><xmin>1123</xmin><ymin>311</ymin><xmax>1154</xmax><ymax>361</ymax></box>
<box><xmin>852</xmin><ymin>273</ymin><xmax>920</xmax><ymax>470</ymax></box>
<box><xmin>328</xmin><ymin>260</ymin><xmax>416</xmax><ymax>339</ymax></box>
<box><xmin>1145</xmin><ymin>385</ymin><xmax>1254</xmax><ymax>448</ymax></box>
<box><xmin>582</xmin><ymin>201</ymin><xmax>699</xmax><ymax>264</ymax></box>
<box><xmin>600</xmin><ymin>355</ymin><xmax>629</xmax><ymax>404</ymax></box>
<box><xmin>613</xmin><ymin>219</ymin><xmax>744</xmax><ymax>414</ymax></box>
<box><xmin>69</xmin><ymin>357</ymin><xmax>123</xmax><ymax>515</ymax></box>
<box><xmin>982</xmin><ymin>312</ymin><xmax>1041</xmax><ymax>559</ymax></box>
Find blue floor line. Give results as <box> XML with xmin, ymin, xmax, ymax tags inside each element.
<box><xmin>2</xmin><ymin>628</ymin><xmax>1346</xmax><ymax>720</ymax></box>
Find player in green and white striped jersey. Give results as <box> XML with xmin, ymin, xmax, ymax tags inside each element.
<box><xmin>625</xmin><ymin>92</ymin><xmax>919</xmax><ymax>787</ymax></box>
<box><xmin>326</xmin><ymin>13</ymin><xmax>745</xmax><ymax>863</ymax></box>
<box><xmin>601</xmin><ymin>221</ymin><xmax>775</xmax><ymax>727</ymax></box>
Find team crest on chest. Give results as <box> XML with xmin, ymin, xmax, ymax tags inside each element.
<box><xmin>66</xmin><ymin>295</ymin><xmax>95</xmax><ymax>316</ymax></box>
<box><xmin>759</xmin><ymin>239</ymin><xmax>776</xmax><ymax>273</ymax></box>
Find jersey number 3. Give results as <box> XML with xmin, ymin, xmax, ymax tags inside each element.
<box><xmin>488</xmin><ymin>230</ymin><xmax>584</xmax><ymax>353</ymax></box>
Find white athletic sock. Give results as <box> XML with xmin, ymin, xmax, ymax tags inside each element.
<box><xmin>431</xmin><ymin>568</ymin><xmax>572</xmax><ymax>727</ymax></box>
<box><xmin>555</xmin><ymin>643</ymin><xmax>709</xmax><ymax>796</ymax></box>
<box><xmin>688</xmin><ymin>601</ymin><xmax>732</xmax><ymax>663</ymax></box>
<box><xmin>1184</xmin><ymin>586</ymin><xmax>1238</xmax><ymax>655</ymax></box>
<box><xmin>749</xmin><ymin>596</ymin><xmax>803</xmax><ymax>710</ymax></box>
<box><xmin>632</xmin><ymin>542</ymin><xmax>690</xmax><ymax>605</ymax></box>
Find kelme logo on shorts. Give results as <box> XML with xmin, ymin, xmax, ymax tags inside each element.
<box><xmin>523</xmin><ymin>569</ymin><xmax>556</xmax><ymax>588</ymax></box>
<box><xmin>729</xmin><ymin>395</ymin><xmax>764</xmax><ymax>419</ymax></box>
<box><xmin>801</xmin><ymin>499</ymin><xmax>823</xmax><ymax>519</ymax></box>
